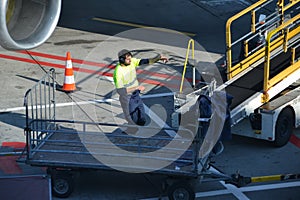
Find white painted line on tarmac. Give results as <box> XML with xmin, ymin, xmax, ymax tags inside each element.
<box><xmin>141</xmin><ymin>180</ymin><xmax>300</xmax><ymax>200</ymax></box>
<box><xmin>211</xmin><ymin>166</ymin><xmax>300</xmax><ymax>192</ymax></box>
<box><xmin>103</xmin><ymin>76</ymin><xmax>114</xmax><ymax>82</ymax></box>
<box><xmin>239</xmin><ymin>181</ymin><xmax>300</xmax><ymax>192</ymax></box>
<box><xmin>1</xmin><ymin>92</ymin><xmax>176</xmax><ymax>138</ymax></box>
<box><xmin>201</xmin><ymin>167</ymin><xmax>300</xmax><ymax>199</ymax></box>
<box><xmin>220</xmin><ymin>180</ymin><xmax>250</xmax><ymax>200</ymax></box>
<box><xmin>141</xmin><ymin>166</ymin><xmax>300</xmax><ymax>200</ymax></box>
<box><xmin>0</xmin><ymin>92</ymin><xmax>174</xmax><ymax>113</ymax></box>
<box><xmin>210</xmin><ymin>166</ymin><xmax>250</xmax><ymax>200</ymax></box>
<box><xmin>0</xmin><ymin>99</ymin><xmax>116</xmax><ymax>113</ymax></box>
<box><xmin>1</xmin><ymin>92</ymin><xmax>177</xmax><ymax>139</ymax></box>
<box><xmin>196</xmin><ymin>180</ymin><xmax>300</xmax><ymax>198</ymax></box>
<box><xmin>195</xmin><ymin>189</ymin><xmax>231</xmax><ymax>197</ymax></box>
<box><xmin>198</xmin><ymin>180</ymin><xmax>300</xmax><ymax>198</ymax></box>
<box><xmin>0</xmin><ymin>106</ymin><xmax>26</xmax><ymax>113</ymax></box>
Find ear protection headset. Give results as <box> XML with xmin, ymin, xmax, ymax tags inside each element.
<box><xmin>118</xmin><ymin>49</ymin><xmax>132</xmax><ymax>64</ymax></box>
<box><xmin>119</xmin><ymin>55</ymin><xmax>126</xmax><ymax>64</ymax></box>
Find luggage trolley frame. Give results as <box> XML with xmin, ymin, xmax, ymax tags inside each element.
<box><xmin>22</xmin><ymin>69</ymin><xmax>231</xmax><ymax>199</ymax></box>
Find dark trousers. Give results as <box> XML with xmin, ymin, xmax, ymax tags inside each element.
<box><xmin>129</xmin><ymin>90</ymin><xmax>146</xmax><ymax>126</ymax></box>
<box><xmin>118</xmin><ymin>89</ymin><xmax>146</xmax><ymax>126</ymax></box>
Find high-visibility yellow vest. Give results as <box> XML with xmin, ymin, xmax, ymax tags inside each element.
<box><xmin>113</xmin><ymin>58</ymin><xmax>141</xmax><ymax>89</ymax></box>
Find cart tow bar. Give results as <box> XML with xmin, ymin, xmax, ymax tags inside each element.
<box><xmin>226</xmin><ymin>172</ymin><xmax>300</xmax><ymax>187</ymax></box>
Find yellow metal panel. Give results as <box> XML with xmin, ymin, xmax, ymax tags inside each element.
<box><xmin>251</xmin><ymin>175</ymin><xmax>281</xmax><ymax>183</ymax></box>
<box><xmin>262</xmin><ymin>14</ymin><xmax>300</xmax><ymax>103</ymax></box>
<box><xmin>268</xmin><ymin>60</ymin><xmax>300</xmax><ymax>88</ymax></box>
<box><xmin>251</xmin><ymin>10</ymin><xmax>256</xmax><ymax>33</ymax></box>
<box><xmin>244</xmin><ymin>41</ymin><xmax>249</xmax><ymax>58</ymax></box>
<box><xmin>283</xmin><ymin>29</ymin><xmax>288</xmax><ymax>53</ymax></box>
<box><xmin>291</xmin><ymin>48</ymin><xmax>296</xmax><ymax>65</ymax></box>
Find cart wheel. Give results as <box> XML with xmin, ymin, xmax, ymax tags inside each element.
<box><xmin>52</xmin><ymin>173</ymin><xmax>74</xmax><ymax>198</ymax></box>
<box><xmin>167</xmin><ymin>181</ymin><xmax>195</xmax><ymax>200</ymax></box>
<box><xmin>274</xmin><ymin>108</ymin><xmax>293</xmax><ymax>147</ymax></box>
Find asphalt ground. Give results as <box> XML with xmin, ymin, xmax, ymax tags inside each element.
<box><xmin>0</xmin><ymin>0</ymin><xmax>300</xmax><ymax>199</ymax></box>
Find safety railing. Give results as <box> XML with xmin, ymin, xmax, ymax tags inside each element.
<box><xmin>179</xmin><ymin>39</ymin><xmax>195</xmax><ymax>93</ymax></box>
<box><xmin>277</xmin><ymin>0</ymin><xmax>300</xmax><ymax>23</ymax></box>
<box><xmin>24</xmin><ymin>68</ymin><xmax>56</xmax><ymax>157</ymax></box>
<box><xmin>24</xmin><ymin>118</ymin><xmax>202</xmax><ymax>176</ymax></box>
<box><xmin>262</xmin><ymin>14</ymin><xmax>300</xmax><ymax>103</ymax></box>
<box><xmin>225</xmin><ymin>0</ymin><xmax>300</xmax><ymax>80</ymax></box>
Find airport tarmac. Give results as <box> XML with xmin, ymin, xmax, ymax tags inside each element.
<box><xmin>0</xmin><ymin>26</ymin><xmax>299</xmax><ymax>200</ymax></box>
<box><xmin>0</xmin><ymin>25</ymin><xmax>223</xmax><ymax>144</ymax></box>
<box><xmin>0</xmin><ymin>0</ymin><xmax>300</xmax><ymax>199</ymax></box>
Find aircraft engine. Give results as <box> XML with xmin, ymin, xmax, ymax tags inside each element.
<box><xmin>0</xmin><ymin>0</ymin><xmax>61</xmax><ymax>50</ymax></box>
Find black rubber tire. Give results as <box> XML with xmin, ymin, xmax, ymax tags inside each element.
<box><xmin>52</xmin><ymin>172</ymin><xmax>74</xmax><ymax>198</ymax></box>
<box><xmin>167</xmin><ymin>181</ymin><xmax>195</xmax><ymax>200</ymax></box>
<box><xmin>274</xmin><ymin>108</ymin><xmax>293</xmax><ymax>147</ymax></box>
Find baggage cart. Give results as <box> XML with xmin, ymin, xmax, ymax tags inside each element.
<box><xmin>21</xmin><ymin>68</ymin><xmax>231</xmax><ymax>199</ymax></box>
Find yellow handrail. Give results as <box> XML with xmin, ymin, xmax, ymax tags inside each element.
<box><xmin>230</xmin><ymin>34</ymin><xmax>286</xmax><ymax>78</ymax></box>
<box><xmin>262</xmin><ymin>13</ymin><xmax>300</xmax><ymax>103</ymax></box>
<box><xmin>179</xmin><ymin>39</ymin><xmax>194</xmax><ymax>93</ymax></box>
<box><xmin>277</xmin><ymin>0</ymin><xmax>300</xmax><ymax>18</ymax></box>
<box><xmin>225</xmin><ymin>0</ymin><xmax>300</xmax><ymax>80</ymax></box>
<box><xmin>226</xmin><ymin>0</ymin><xmax>268</xmax><ymax>80</ymax></box>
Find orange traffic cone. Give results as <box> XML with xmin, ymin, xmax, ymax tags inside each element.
<box><xmin>62</xmin><ymin>51</ymin><xmax>76</xmax><ymax>92</ymax></box>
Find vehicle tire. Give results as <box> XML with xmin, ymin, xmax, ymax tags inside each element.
<box><xmin>274</xmin><ymin>108</ymin><xmax>293</xmax><ymax>147</ymax></box>
<box><xmin>52</xmin><ymin>172</ymin><xmax>74</xmax><ymax>198</ymax></box>
<box><xmin>167</xmin><ymin>181</ymin><xmax>195</xmax><ymax>200</ymax></box>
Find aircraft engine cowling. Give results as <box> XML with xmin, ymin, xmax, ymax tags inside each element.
<box><xmin>0</xmin><ymin>0</ymin><xmax>61</xmax><ymax>50</ymax></box>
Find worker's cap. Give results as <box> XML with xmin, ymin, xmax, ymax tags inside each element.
<box><xmin>118</xmin><ymin>49</ymin><xmax>132</xmax><ymax>58</ymax></box>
